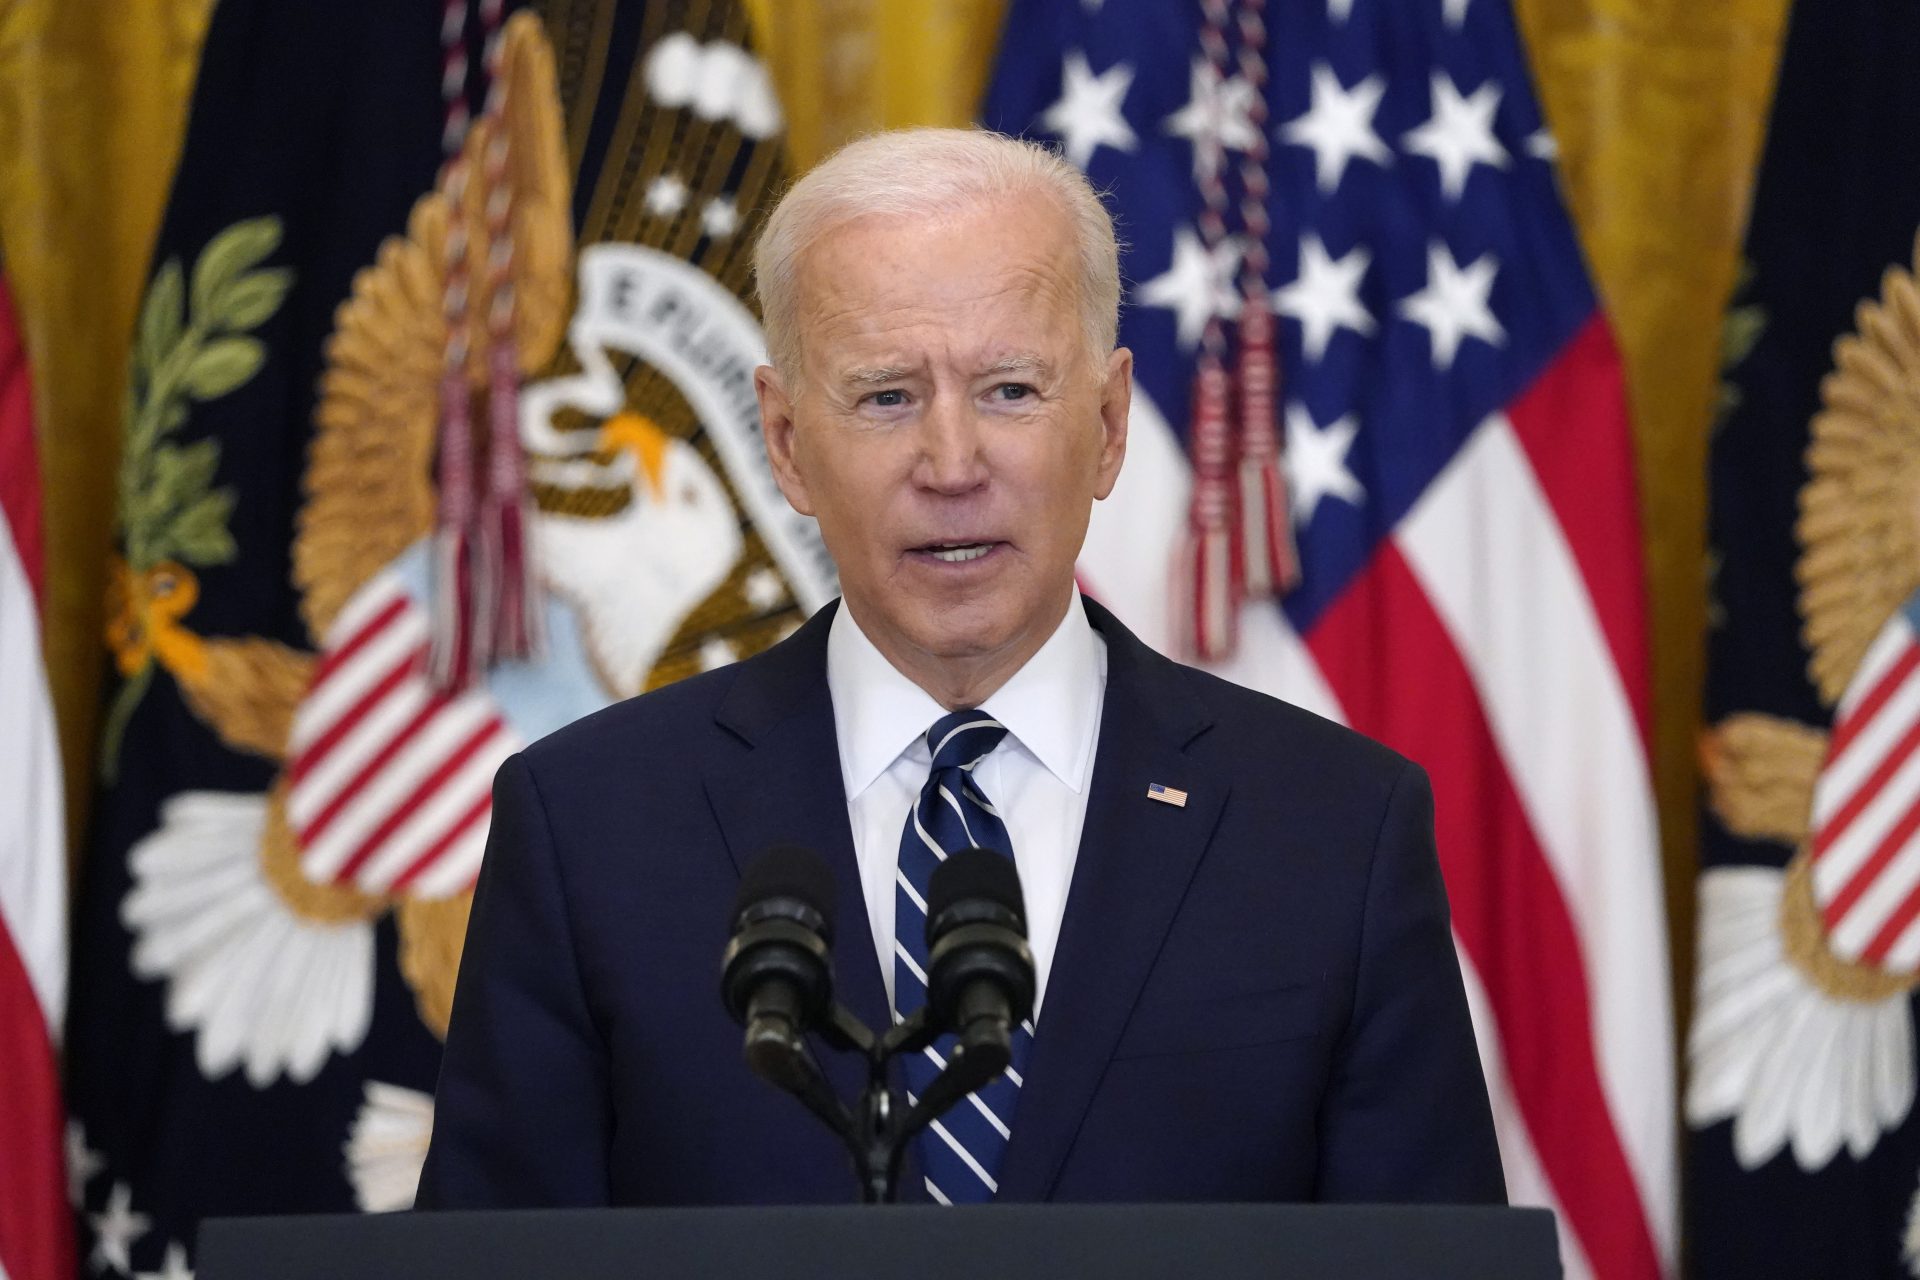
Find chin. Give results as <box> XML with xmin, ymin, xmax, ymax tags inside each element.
<box><xmin>909</xmin><ymin>613</ymin><xmax>1017</xmax><ymax>660</ymax></box>
<box><xmin>899</xmin><ymin>594</ymin><xmax>1026</xmax><ymax>660</ymax></box>
<box><xmin>856</xmin><ymin>561</ymin><xmax>1060</xmax><ymax>662</ymax></box>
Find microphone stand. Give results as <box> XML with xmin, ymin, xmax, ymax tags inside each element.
<box><xmin>759</xmin><ymin>1001</ymin><xmax>1014</xmax><ymax>1203</ymax></box>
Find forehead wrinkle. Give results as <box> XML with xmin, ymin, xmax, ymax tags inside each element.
<box><xmin>796</xmin><ymin>208</ymin><xmax>1089</xmax><ymax>389</ymax></box>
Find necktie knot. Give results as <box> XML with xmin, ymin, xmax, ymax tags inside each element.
<box><xmin>925</xmin><ymin>710</ymin><xmax>1008</xmax><ymax>774</ymax></box>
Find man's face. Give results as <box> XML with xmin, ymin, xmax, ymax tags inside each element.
<box><xmin>757</xmin><ymin>192</ymin><xmax>1130</xmax><ymax>681</ymax></box>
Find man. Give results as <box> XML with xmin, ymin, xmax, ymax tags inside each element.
<box><xmin>416</xmin><ymin>128</ymin><xmax>1504</xmax><ymax>1207</ymax></box>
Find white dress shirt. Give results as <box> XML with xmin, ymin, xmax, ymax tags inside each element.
<box><xmin>826</xmin><ymin>594</ymin><xmax>1108</xmax><ymax>1018</ymax></box>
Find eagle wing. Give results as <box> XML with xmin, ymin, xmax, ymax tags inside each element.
<box><xmin>1797</xmin><ymin>229</ymin><xmax>1920</xmax><ymax>705</ymax></box>
<box><xmin>295</xmin><ymin>12</ymin><xmax>574</xmax><ymax>641</ymax></box>
<box><xmin>1700</xmin><ymin>712</ymin><xmax>1828</xmax><ymax>846</ymax></box>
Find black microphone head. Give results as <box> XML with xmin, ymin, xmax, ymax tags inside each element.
<box><xmin>926</xmin><ymin>846</ymin><xmax>1027</xmax><ymax>943</ymax></box>
<box><xmin>722</xmin><ymin>845</ymin><xmax>837</xmax><ymax>1030</ymax></box>
<box><xmin>924</xmin><ymin>847</ymin><xmax>1035</xmax><ymax>1034</ymax></box>
<box><xmin>734</xmin><ymin>844</ymin><xmax>836</xmax><ymax>941</ymax></box>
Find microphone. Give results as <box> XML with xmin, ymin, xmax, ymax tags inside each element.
<box><xmin>715</xmin><ymin>844</ymin><xmax>1035</xmax><ymax>1203</ymax></box>
<box><xmin>721</xmin><ymin>845</ymin><xmax>837</xmax><ymax>1091</ymax></box>
<box><xmin>923</xmin><ymin>847</ymin><xmax>1036</xmax><ymax>1089</ymax></box>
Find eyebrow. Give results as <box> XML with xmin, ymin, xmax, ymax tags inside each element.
<box><xmin>982</xmin><ymin>354</ymin><xmax>1052</xmax><ymax>378</ymax></box>
<box><xmin>840</xmin><ymin>365</ymin><xmax>916</xmax><ymax>388</ymax></box>
<box><xmin>835</xmin><ymin>354</ymin><xmax>1054</xmax><ymax>389</ymax></box>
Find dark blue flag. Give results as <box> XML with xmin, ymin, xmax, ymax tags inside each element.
<box><xmin>1692</xmin><ymin>1</ymin><xmax>1920</xmax><ymax>1276</ymax></box>
<box><xmin>67</xmin><ymin>0</ymin><xmax>810</xmax><ymax>1269</ymax></box>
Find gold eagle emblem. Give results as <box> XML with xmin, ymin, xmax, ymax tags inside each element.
<box><xmin>139</xmin><ymin>11</ymin><xmax>808</xmax><ymax>1044</ymax></box>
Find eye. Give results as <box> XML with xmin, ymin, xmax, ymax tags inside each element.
<box><xmin>994</xmin><ymin>383</ymin><xmax>1034</xmax><ymax>401</ymax></box>
<box><xmin>865</xmin><ymin>389</ymin><xmax>908</xmax><ymax>408</ymax></box>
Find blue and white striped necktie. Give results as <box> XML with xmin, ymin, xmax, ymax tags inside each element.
<box><xmin>894</xmin><ymin>708</ymin><xmax>1035</xmax><ymax>1204</ymax></box>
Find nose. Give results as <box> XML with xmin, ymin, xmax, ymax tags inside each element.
<box><xmin>912</xmin><ymin>392</ymin><xmax>989</xmax><ymax>495</ymax></box>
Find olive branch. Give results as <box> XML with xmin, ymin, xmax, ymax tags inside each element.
<box><xmin>101</xmin><ymin>216</ymin><xmax>293</xmax><ymax>778</ymax></box>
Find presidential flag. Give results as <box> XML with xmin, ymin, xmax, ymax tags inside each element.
<box><xmin>67</xmin><ymin>0</ymin><xmax>817</xmax><ymax>1267</ymax></box>
<box><xmin>1691</xmin><ymin>0</ymin><xmax>1920</xmax><ymax>1273</ymax></box>
<box><xmin>985</xmin><ymin>3</ymin><xmax>1672</xmax><ymax>1277</ymax></box>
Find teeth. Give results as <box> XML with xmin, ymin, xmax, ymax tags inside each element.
<box><xmin>928</xmin><ymin>543</ymin><xmax>992</xmax><ymax>563</ymax></box>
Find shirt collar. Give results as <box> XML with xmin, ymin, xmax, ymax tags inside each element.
<box><xmin>826</xmin><ymin>594</ymin><xmax>1105</xmax><ymax>800</ymax></box>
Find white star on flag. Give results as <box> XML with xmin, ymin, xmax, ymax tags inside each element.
<box><xmin>1526</xmin><ymin>129</ymin><xmax>1558</xmax><ymax>161</ymax></box>
<box><xmin>1163</xmin><ymin>57</ymin><xmax>1261</xmax><ymax>180</ymax></box>
<box><xmin>68</xmin><ymin>1118</ymin><xmax>106</xmax><ymax>1207</ymax></box>
<box><xmin>134</xmin><ymin>1243</ymin><xmax>196</xmax><ymax>1280</ymax></box>
<box><xmin>644</xmin><ymin>173</ymin><xmax>689</xmax><ymax>218</ymax></box>
<box><xmin>1040</xmin><ymin>50</ymin><xmax>1138</xmax><ymax>171</ymax></box>
<box><xmin>1328</xmin><ymin>0</ymin><xmax>1355</xmax><ymax>20</ymax></box>
<box><xmin>90</xmin><ymin>1181</ymin><xmax>152</xmax><ymax>1276</ymax></box>
<box><xmin>1284</xmin><ymin>405</ymin><xmax>1364</xmax><ymax>525</ymax></box>
<box><xmin>1397</xmin><ymin>241</ymin><xmax>1505</xmax><ymax>369</ymax></box>
<box><xmin>1280</xmin><ymin>63</ymin><xmax>1391</xmax><ymax>194</ymax></box>
<box><xmin>1135</xmin><ymin>225</ymin><xmax>1244</xmax><ymax>349</ymax></box>
<box><xmin>1444</xmin><ymin>0</ymin><xmax>1472</xmax><ymax>26</ymax></box>
<box><xmin>1402</xmin><ymin>72</ymin><xmax>1509</xmax><ymax>201</ymax></box>
<box><xmin>1274</xmin><ymin>233</ymin><xmax>1374</xmax><ymax>361</ymax></box>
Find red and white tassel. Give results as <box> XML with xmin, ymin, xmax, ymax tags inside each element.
<box><xmin>1234</xmin><ymin>297</ymin><xmax>1298</xmax><ymax>596</ymax></box>
<box><xmin>430</xmin><ymin>362</ymin><xmax>480</xmax><ymax>691</ymax></box>
<box><xmin>1182</xmin><ymin>359</ymin><xmax>1242</xmax><ymax>662</ymax></box>
<box><xmin>477</xmin><ymin>29</ymin><xmax>542</xmax><ymax>664</ymax></box>
<box><xmin>1177</xmin><ymin>0</ymin><xmax>1243</xmax><ymax>663</ymax></box>
<box><xmin>429</xmin><ymin>0</ymin><xmax>479</xmax><ymax>689</ymax></box>
<box><xmin>429</xmin><ymin>0</ymin><xmax>540</xmax><ymax>687</ymax></box>
<box><xmin>483</xmin><ymin>338</ymin><xmax>542</xmax><ymax>661</ymax></box>
<box><xmin>1229</xmin><ymin>0</ymin><xmax>1297</xmax><ymax>599</ymax></box>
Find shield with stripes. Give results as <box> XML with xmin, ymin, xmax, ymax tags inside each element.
<box><xmin>287</xmin><ymin>569</ymin><xmax>519</xmax><ymax>902</ymax></box>
<box><xmin>1809</xmin><ymin>594</ymin><xmax>1920</xmax><ymax>974</ymax></box>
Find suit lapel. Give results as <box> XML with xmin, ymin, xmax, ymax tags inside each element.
<box><xmin>703</xmin><ymin>602</ymin><xmax>897</xmax><ymax>1131</ymax></box>
<box><xmin>996</xmin><ymin>599</ymin><xmax>1226</xmax><ymax>1201</ymax></box>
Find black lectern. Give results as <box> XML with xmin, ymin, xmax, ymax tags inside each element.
<box><xmin>197</xmin><ymin>1203</ymin><xmax>1560</xmax><ymax>1280</ymax></box>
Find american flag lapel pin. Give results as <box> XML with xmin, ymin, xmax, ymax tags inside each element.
<box><xmin>1147</xmin><ymin>782</ymin><xmax>1189</xmax><ymax>808</ymax></box>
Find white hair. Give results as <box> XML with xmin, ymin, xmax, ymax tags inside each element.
<box><xmin>753</xmin><ymin>127</ymin><xmax>1121</xmax><ymax>377</ymax></box>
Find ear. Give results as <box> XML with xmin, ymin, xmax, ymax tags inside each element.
<box><xmin>755</xmin><ymin>364</ymin><xmax>815</xmax><ymax>516</ymax></box>
<box><xmin>1092</xmin><ymin>347</ymin><xmax>1132</xmax><ymax>502</ymax></box>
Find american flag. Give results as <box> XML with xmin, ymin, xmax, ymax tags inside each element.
<box><xmin>0</xmin><ymin>270</ymin><xmax>74</xmax><ymax>1280</ymax></box>
<box><xmin>985</xmin><ymin>2</ymin><xmax>1673</xmax><ymax>1277</ymax></box>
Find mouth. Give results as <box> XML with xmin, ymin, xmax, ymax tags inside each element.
<box><xmin>907</xmin><ymin>540</ymin><xmax>1007</xmax><ymax>566</ymax></box>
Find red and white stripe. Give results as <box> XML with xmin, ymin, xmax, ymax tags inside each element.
<box><xmin>0</xmin><ymin>271</ymin><xmax>76</xmax><ymax>1280</ymax></box>
<box><xmin>1079</xmin><ymin>315</ymin><xmax>1674</xmax><ymax>1280</ymax></box>
<box><xmin>1808</xmin><ymin>604</ymin><xmax>1920</xmax><ymax>972</ymax></box>
<box><xmin>287</xmin><ymin>571</ymin><xmax>520</xmax><ymax>900</ymax></box>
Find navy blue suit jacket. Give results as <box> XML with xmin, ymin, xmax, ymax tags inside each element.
<box><xmin>415</xmin><ymin>597</ymin><xmax>1504</xmax><ymax>1206</ymax></box>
